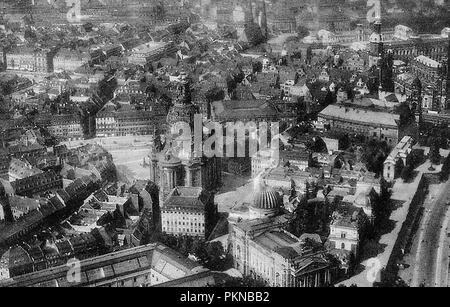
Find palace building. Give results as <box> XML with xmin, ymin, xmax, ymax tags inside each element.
<box><xmin>317</xmin><ymin>104</ymin><xmax>400</xmax><ymax>145</ymax></box>
<box><xmin>228</xmin><ymin>178</ymin><xmax>335</xmax><ymax>287</ymax></box>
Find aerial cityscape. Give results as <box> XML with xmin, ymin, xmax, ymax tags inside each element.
<box><xmin>0</xmin><ymin>0</ymin><xmax>449</xmax><ymax>291</ymax></box>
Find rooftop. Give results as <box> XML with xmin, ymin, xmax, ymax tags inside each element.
<box><xmin>319</xmin><ymin>104</ymin><xmax>399</xmax><ymax>128</ymax></box>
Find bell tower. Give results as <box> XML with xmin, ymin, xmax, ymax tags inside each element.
<box><xmin>446</xmin><ymin>38</ymin><xmax>450</xmax><ymax>109</ymax></box>
<box><xmin>411</xmin><ymin>77</ymin><xmax>423</xmax><ymax>125</ymax></box>
<box><xmin>369</xmin><ymin>20</ymin><xmax>383</xmax><ymax>69</ymax></box>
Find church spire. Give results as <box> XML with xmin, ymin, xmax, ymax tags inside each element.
<box><xmin>260</xmin><ymin>0</ymin><xmax>268</xmax><ymax>38</ymax></box>
<box><xmin>245</xmin><ymin>0</ymin><xmax>255</xmax><ymax>26</ymax></box>
<box><xmin>446</xmin><ymin>38</ymin><xmax>450</xmax><ymax>110</ymax></box>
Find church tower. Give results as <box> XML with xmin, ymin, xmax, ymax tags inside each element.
<box><xmin>446</xmin><ymin>38</ymin><xmax>450</xmax><ymax>110</ymax></box>
<box><xmin>411</xmin><ymin>77</ymin><xmax>423</xmax><ymax>125</ymax></box>
<box><xmin>369</xmin><ymin>20</ymin><xmax>384</xmax><ymax>69</ymax></box>
<box><xmin>259</xmin><ymin>0</ymin><xmax>268</xmax><ymax>38</ymax></box>
<box><xmin>245</xmin><ymin>0</ymin><xmax>255</xmax><ymax>26</ymax></box>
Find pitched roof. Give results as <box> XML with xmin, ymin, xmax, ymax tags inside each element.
<box><xmin>319</xmin><ymin>104</ymin><xmax>399</xmax><ymax>128</ymax></box>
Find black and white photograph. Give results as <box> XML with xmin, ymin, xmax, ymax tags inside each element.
<box><xmin>0</xmin><ymin>0</ymin><xmax>449</xmax><ymax>292</ymax></box>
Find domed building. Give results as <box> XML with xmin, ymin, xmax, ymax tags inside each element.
<box><xmin>249</xmin><ymin>181</ymin><xmax>282</xmax><ymax>219</ymax></box>
<box><xmin>149</xmin><ymin>75</ymin><xmax>222</xmax><ymax>205</ymax></box>
<box><xmin>228</xmin><ymin>176</ymin><xmax>334</xmax><ymax>287</ymax></box>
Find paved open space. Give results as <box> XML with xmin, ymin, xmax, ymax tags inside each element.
<box><xmin>63</xmin><ymin>136</ymin><xmax>153</xmax><ymax>183</ymax></box>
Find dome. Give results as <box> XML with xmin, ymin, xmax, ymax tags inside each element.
<box><xmin>253</xmin><ymin>186</ymin><xmax>282</xmax><ymax>210</ymax></box>
<box><xmin>249</xmin><ymin>176</ymin><xmax>283</xmax><ymax>220</ymax></box>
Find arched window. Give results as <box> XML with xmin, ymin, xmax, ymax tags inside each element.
<box><xmin>341</xmin><ymin>243</ymin><xmax>346</xmax><ymax>249</ymax></box>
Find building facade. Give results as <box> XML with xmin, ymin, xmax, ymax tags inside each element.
<box><xmin>127</xmin><ymin>42</ymin><xmax>177</xmax><ymax>66</ymax></box>
<box><xmin>229</xmin><ymin>180</ymin><xmax>335</xmax><ymax>287</ymax></box>
<box><xmin>383</xmin><ymin>136</ymin><xmax>414</xmax><ymax>181</ymax></box>
<box><xmin>0</xmin><ymin>243</ymin><xmax>208</xmax><ymax>287</ymax></box>
<box><xmin>5</xmin><ymin>47</ymin><xmax>55</xmax><ymax>73</ymax></box>
<box><xmin>53</xmin><ymin>49</ymin><xmax>89</xmax><ymax>73</ymax></box>
<box><xmin>317</xmin><ymin>104</ymin><xmax>400</xmax><ymax>145</ymax></box>
<box><xmin>161</xmin><ymin>187</ymin><xmax>216</xmax><ymax>239</ymax></box>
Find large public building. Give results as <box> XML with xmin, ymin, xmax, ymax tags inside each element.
<box><xmin>228</xmin><ymin>178</ymin><xmax>335</xmax><ymax>287</ymax></box>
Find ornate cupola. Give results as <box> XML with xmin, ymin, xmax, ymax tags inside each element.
<box><xmin>249</xmin><ymin>176</ymin><xmax>282</xmax><ymax>219</ymax></box>
<box><xmin>166</xmin><ymin>75</ymin><xmax>199</xmax><ymax>131</ymax></box>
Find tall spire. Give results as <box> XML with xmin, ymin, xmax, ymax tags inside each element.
<box><xmin>446</xmin><ymin>38</ymin><xmax>450</xmax><ymax>109</ymax></box>
<box><xmin>245</xmin><ymin>0</ymin><xmax>254</xmax><ymax>26</ymax></box>
<box><xmin>260</xmin><ymin>0</ymin><xmax>268</xmax><ymax>38</ymax></box>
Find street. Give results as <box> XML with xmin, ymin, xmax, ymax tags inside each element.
<box><xmin>412</xmin><ymin>179</ymin><xmax>450</xmax><ymax>287</ymax></box>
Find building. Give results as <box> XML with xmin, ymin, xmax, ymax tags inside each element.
<box><xmin>53</xmin><ymin>49</ymin><xmax>90</xmax><ymax>73</ymax></box>
<box><xmin>161</xmin><ymin>187</ymin><xmax>216</xmax><ymax>239</ymax></box>
<box><xmin>252</xmin><ymin>148</ymin><xmax>312</xmax><ymax>178</ymax></box>
<box><xmin>317</xmin><ymin>104</ymin><xmax>400</xmax><ymax>145</ymax></box>
<box><xmin>0</xmin><ymin>243</ymin><xmax>208</xmax><ymax>287</ymax></box>
<box><xmin>328</xmin><ymin>215</ymin><xmax>359</xmax><ymax>255</ymax></box>
<box><xmin>8</xmin><ymin>143</ymin><xmax>47</xmax><ymax>161</ymax></box>
<box><xmin>24</xmin><ymin>0</ymin><xmax>190</xmax><ymax>25</ymax></box>
<box><xmin>11</xmin><ymin>170</ymin><xmax>63</xmax><ymax>197</ymax></box>
<box><xmin>384</xmin><ymin>36</ymin><xmax>448</xmax><ymax>62</ymax></box>
<box><xmin>211</xmin><ymin>100</ymin><xmax>280</xmax><ymax>123</ymax></box>
<box><xmin>5</xmin><ymin>232</ymin><xmax>105</xmax><ymax>278</ymax></box>
<box><xmin>127</xmin><ymin>41</ymin><xmax>177</xmax><ymax>66</ymax></box>
<box><xmin>410</xmin><ymin>55</ymin><xmax>442</xmax><ymax>88</ymax></box>
<box><xmin>229</xmin><ymin>180</ymin><xmax>335</xmax><ymax>287</ymax></box>
<box><xmin>8</xmin><ymin>158</ymin><xmax>43</xmax><ymax>182</ymax></box>
<box><xmin>46</xmin><ymin>114</ymin><xmax>84</xmax><ymax>141</ymax></box>
<box><xmin>149</xmin><ymin>77</ymin><xmax>222</xmax><ymax>204</ymax></box>
<box><xmin>383</xmin><ymin>136</ymin><xmax>414</xmax><ymax>181</ymax></box>
<box><xmin>96</xmin><ymin>106</ymin><xmax>166</xmax><ymax>138</ymax></box>
<box><xmin>5</xmin><ymin>47</ymin><xmax>55</xmax><ymax>73</ymax></box>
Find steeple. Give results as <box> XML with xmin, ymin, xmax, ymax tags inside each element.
<box><xmin>259</xmin><ymin>0</ymin><xmax>268</xmax><ymax>38</ymax></box>
<box><xmin>446</xmin><ymin>38</ymin><xmax>450</xmax><ymax>109</ymax></box>
<box><xmin>166</xmin><ymin>74</ymin><xmax>198</xmax><ymax>130</ymax></box>
<box><xmin>369</xmin><ymin>19</ymin><xmax>384</xmax><ymax>69</ymax></box>
<box><xmin>245</xmin><ymin>0</ymin><xmax>255</xmax><ymax>26</ymax></box>
<box><xmin>411</xmin><ymin>77</ymin><xmax>423</xmax><ymax>125</ymax></box>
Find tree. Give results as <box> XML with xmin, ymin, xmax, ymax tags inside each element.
<box><xmin>297</xmin><ymin>25</ymin><xmax>310</xmax><ymax>39</ymax></box>
<box><xmin>362</xmin><ymin>140</ymin><xmax>390</xmax><ymax>175</ymax></box>
<box><xmin>440</xmin><ymin>154</ymin><xmax>450</xmax><ymax>182</ymax></box>
<box><xmin>67</xmin><ymin>169</ymin><xmax>76</xmax><ymax>180</ymax></box>
<box><xmin>288</xmin><ymin>196</ymin><xmax>308</xmax><ymax>237</ymax></box>
<box><xmin>394</xmin><ymin>159</ymin><xmax>405</xmax><ymax>179</ymax></box>
<box><xmin>371</xmin><ymin>178</ymin><xmax>393</xmax><ymax>233</ymax></box>
<box><xmin>429</xmin><ymin>138</ymin><xmax>442</xmax><ymax>165</ymax></box>
<box><xmin>205</xmin><ymin>242</ymin><xmax>230</xmax><ymax>271</ymax></box>
<box><xmin>406</xmin><ymin>149</ymin><xmax>425</xmax><ymax>169</ymax></box>
<box><xmin>400</xmin><ymin>164</ymin><xmax>414</xmax><ymax>182</ymax></box>
<box><xmin>397</xmin><ymin>102</ymin><xmax>415</xmax><ymax>127</ymax></box>
<box><xmin>220</xmin><ymin>276</ymin><xmax>267</xmax><ymax>287</ymax></box>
